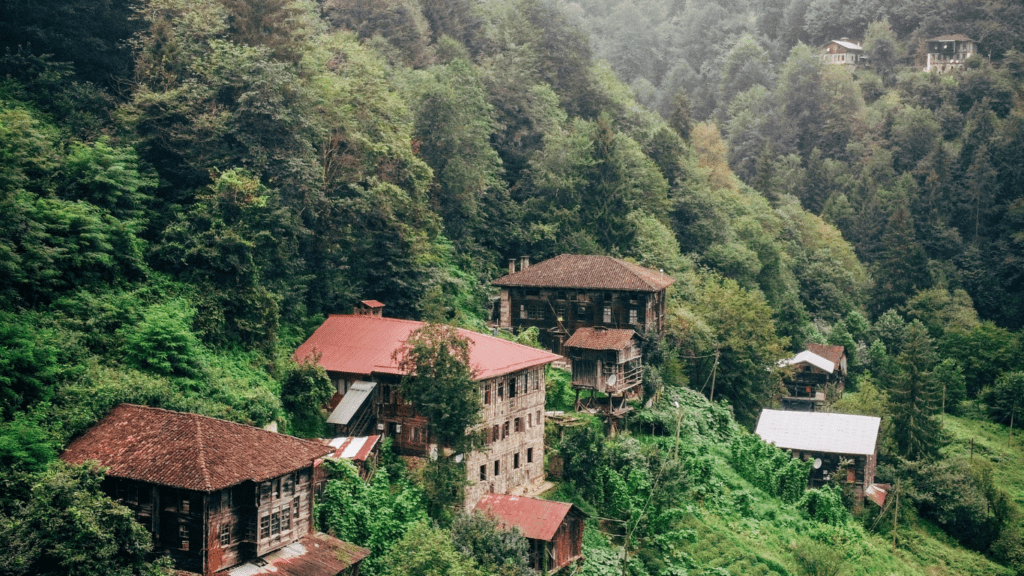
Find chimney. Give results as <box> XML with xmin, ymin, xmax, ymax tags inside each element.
<box><xmin>509</xmin><ymin>259</ymin><xmax>517</xmax><ymax>275</ymax></box>
<box><xmin>520</xmin><ymin>255</ymin><xmax>530</xmax><ymax>270</ymax></box>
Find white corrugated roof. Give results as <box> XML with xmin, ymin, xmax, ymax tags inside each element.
<box><xmin>326</xmin><ymin>382</ymin><xmax>377</xmax><ymax>425</ymax></box>
<box><xmin>778</xmin><ymin>350</ymin><xmax>835</xmax><ymax>374</ymax></box>
<box><xmin>831</xmin><ymin>39</ymin><xmax>863</xmax><ymax>51</ymax></box>
<box><xmin>755</xmin><ymin>409</ymin><xmax>880</xmax><ymax>455</ymax></box>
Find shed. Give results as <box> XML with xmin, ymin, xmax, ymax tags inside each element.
<box><xmin>326</xmin><ymin>381</ymin><xmax>378</xmax><ymax>436</ymax></box>
<box><xmin>564</xmin><ymin>327</ymin><xmax>642</xmax><ymax>418</ymax></box>
<box><xmin>475</xmin><ymin>494</ymin><xmax>586</xmax><ymax>573</ymax></box>
<box><xmin>755</xmin><ymin>409</ymin><xmax>880</xmax><ymax>502</ymax></box>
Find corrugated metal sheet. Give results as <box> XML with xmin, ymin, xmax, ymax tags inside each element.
<box><xmin>778</xmin><ymin>350</ymin><xmax>835</xmax><ymax>374</ymax></box>
<box><xmin>755</xmin><ymin>409</ymin><xmax>880</xmax><ymax>456</ymax></box>
<box><xmin>61</xmin><ymin>404</ymin><xmax>328</xmax><ymax>492</ymax></box>
<box><xmin>930</xmin><ymin>34</ymin><xmax>974</xmax><ymax>42</ymax></box>
<box><xmin>829</xmin><ymin>39</ymin><xmax>863</xmax><ymax>51</ymax></box>
<box><xmin>325</xmin><ymin>435</ymin><xmax>380</xmax><ymax>461</ymax></box>
<box><xmin>326</xmin><ymin>382</ymin><xmax>377</xmax><ymax>425</ymax></box>
<box><xmin>219</xmin><ymin>533</ymin><xmax>369</xmax><ymax>576</ymax></box>
<box><xmin>294</xmin><ymin>315</ymin><xmax>562</xmax><ymax>380</ymax></box>
<box><xmin>865</xmin><ymin>483</ymin><xmax>888</xmax><ymax>507</ymax></box>
<box><xmin>564</xmin><ymin>328</ymin><xmax>636</xmax><ymax>351</ymax></box>
<box><xmin>474</xmin><ymin>494</ymin><xmax>579</xmax><ymax>541</ymax></box>
<box><xmin>491</xmin><ymin>254</ymin><xmax>675</xmax><ymax>292</ymax></box>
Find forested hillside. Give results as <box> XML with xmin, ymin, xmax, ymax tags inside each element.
<box><xmin>1</xmin><ymin>0</ymin><xmax>1023</xmax><ymax>574</ymax></box>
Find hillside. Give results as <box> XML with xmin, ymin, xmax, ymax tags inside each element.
<box><xmin>0</xmin><ymin>0</ymin><xmax>1023</xmax><ymax>575</ymax></box>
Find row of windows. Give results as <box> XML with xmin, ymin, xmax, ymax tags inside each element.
<box><xmin>482</xmin><ymin>371</ymin><xmax>541</xmax><ymax>405</ymax></box>
<box><xmin>486</xmin><ymin>411</ymin><xmax>542</xmax><ymax>444</ymax></box>
<box><xmin>521</xmin><ymin>289</ymin><xmax>644</xmax><ymax>303</ymax></box>
<box><xmin>521</xmin><ymin>303</ymin><xmax>641</xmax><ymax>325</ymax></box>
<box><xmin>258</xmin><ymin>473</ymin><xmax>301</xmax><ymax>505</ymax></box>
<box><xmin>480</xmin><ymin>448</ymin><xmax>534</xmax><ymax>480</ymax></box>
<box><xmin>259</xmin><ymin>499</ymin><xmax>299</xmax><ymax>540</ymax></box>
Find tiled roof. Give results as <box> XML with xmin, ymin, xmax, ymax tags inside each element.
<box><xmin>491</xmin><ymin>255</ymin><xmax>675</xmax><ymax>292</ymax></box>
<box><xmin>806</xmin><ymin>343</ymin><xmax>845</xmax><ymax>366</ymax></box>
<box><xmin>474</xmin><ymin>494</ymin><xmax>583</xmax><ymax>541</ymax></box>
<box><xmin>564</xmin><ymin>328</ymin><xmax>636</xmax><ymax>351</ymax></box>
<box><xmin>218</xmin><ymin>533</ymin><xmax>369</xmax><ymax>576</ymax></box>
<box><xmin>293</xmin><ymin>315</ymin><xmax>562</xmax><ymax>380</ymax></box>
<box><xmin>755</xmin><ymin>409</ymin><xmax>880</xmax><ymax>456</ymax></box>
<box><xmin>61</xmin><ymin>404</ymin><xmax>328</xmax><ymax>492</ymax></box>
<box><xmin>929</xmin><ymin>34</ymin><xmax>974</xmax><ymax>42</ymax></box>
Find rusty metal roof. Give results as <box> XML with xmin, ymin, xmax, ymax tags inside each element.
<box><xmin>61</xmin><ymin>404</ymin><xmax>327</xmax><ymax>492</ymax></box>
<box><xmin>218</xmin><ymin>533</ymin><xmax>369</xmax><ymax>576</ymax></box>
<box><xmin>755</xmin><ymin>409</ymin><xmax>880</xmax><ymax>456</ymax></box>
<box><xmin>323</xmin><ymin>435</ymin><xmax>380</xmax><ymax>461</ymax></box>
<box><xmin>806</xmin><ymin>343</ymin><xmax>845</xmax><ymax>366</ymax></box>
<box><xmin>474</xmin><ymin>494</ymin><xmax>584</xmax><ymax>541</ymax></box>
<box><xmin>564</xmin><ymin>327</ymin><xmax>636</xmax><ymax>351</ymax></box>
<box><xmin>492</xmin><ymin>254</ymin><xmax>675</xmax><ymax>292</ymax></box>
<box><xmin>293</xmin><ymin>315</ymin><xmax>562</xmax><ymax>380</ymax></box>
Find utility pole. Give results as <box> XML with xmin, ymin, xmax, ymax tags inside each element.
<box><xmin>892</xmin><ymin>477</ymin><xmax>899</xmax><ymax>554</ymax></box>
<box><xmin>709</xmin><ymin>349</ymin><xmax>720</xmax><ymax>402</ymax></box>
<box><xmin>672</xmin><ymin>401</ymin><xmax>682</xmax><ymax>461</ymax></box>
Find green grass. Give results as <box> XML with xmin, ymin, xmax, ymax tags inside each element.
<box><xmin>940</xmin><ymin>407</ymin><xmax>1024</xmax><ymax>510</ymax></box>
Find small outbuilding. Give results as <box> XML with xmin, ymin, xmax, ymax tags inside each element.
<box><xmin>755</xmin><ymin>409</ymin><xmax>881</xmax><ymax>503</ymax></box>
<box><xmin>474</xmin><ymin>494</ymin><xmax>586</xmax><ymax>573</ymax></box>
<box><xmin>564</xmin><ymin>327</ymin><xmax>642</xmax><ymax>419</ymax></box>
<box><xmin>777</xmin><ymin>344</ymin><xmax>847</xmax><ymax>410</ymax></box>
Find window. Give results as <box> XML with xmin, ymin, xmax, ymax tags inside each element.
<box><xmin>629</xmin><ymin>309</ymin><xmax>638</xmax><ymax>324</ymax></box>
<box><xmin>527</xmin><ymin>448</ymin><xmax>533</xmax><ymax>463</ymax></box>
<box><xmin>503</xmin><ymin>421</ymin><xmax>509</xmax><ymax>439</ymax></box>
<box><xmin>283</xmin><ymin>474</ymin><xmax>294</xmax><ymax>496</ymax></box>
<box><xmin>260</xmin><ymin>512</ymin><xmax>271</xmax><ymax>539</ymax></box>
<box><xmin>220</xmin><ymin>522</ymin><xmax>232</xmax><ymax>546</ymax></box>
<box><xmin>520</xmin><ymin>304</ymin><xmax>527</xmax><ymax>320</ymax></box>
<box><xmin>294</xmin><ymin>496</ymin><xmax>301</xmax><ymax>519</ymax></box>
<box><xmin>537</xmin><ymin>411</ymin><xmax>541</xmax><ymax>426</ymax></box>
<box><xmin>556</xmin><ymin>304</ymin><xmax>566</xmax><ymax>322</ymax></box>
<box><xmin>260</xmin><ymin>481</ymin><xmax>271</xmax><ymax>504</ymax></box>
<box><xmin>484</xmin><ymin>383</ymin><xmax>490</xmax><ymax>405</ymax></box>
<box><xmin>181</xmin><ymin>497</ymin><xmax>190</xmax><ymax>514</ymax></box>
<box><xmin>273</xmin><ymin>479</ymin><xmax>281</xmax><ymax>499</ymax></box>
<box><xmin>577</xmin><ymin>304</ymin><xmax>588</xmax><ymax>317</ymax></box>
<box><xmin>508</xmin><ymin>378</ymin><xmax>517</xmax><ymax>398</ymax></box>
<box><xmin>413</xmin><ymin>426</ymin><xmax>420</xmax><ymax>442</ymax></box>
<box><xmin>557</xmin><ymin>290</ymin><xmax>566</xmax><ymax>300</ymax></box>
<box><xmin>498</xmin><ymin>381</ymin><xmax>504</xmax><ymax>400</ymax></box>
<box><xmin>528</xmin><ymin>413</ymin><xmax>532</xmax><ymax>428</ymax></box>
<box><xmin>514</xmin><ymin>418</ymin><xmax>521</xmax><ymax>433</ymax></box>
<box><xmin>527</xmin><ymin>303</ymin><xmax>544</xmax><ymax>320</ymax></box>
<box><xmin>179</xmin><ymin>524</ymin><xmax>189</xmax><ymax>538</ymax></box>
<box><xmin>480</xmin><ymin>465</ymin><xmax>487</xmax><ymax>481</ymax></box>
<box><xmin>494</xmin><ymin>460</ymin><xmax>500</xmax><ymax>476</ymax></box>
<box><xmin>271</xmin><ymin>510</ymin><xmax>281</xmax><ymax>536</ymax></box>
<box><xmin>514</xmin><ymin>452</ymin><xmax>520</xmax><ymax>469</ymax></box>
<box><xmin>492</xmin><ymin>425</ymin><xmax>500</xmax><ymax>442</ymax></box>
<box><xmin>603</xmin><ymin>306</ymin><xmax>612</xmax><ymax>323</ymax></box>
<box><xmin>281</xmin><ymin>504</ymin><xmax>291</xmax><ymax>531</ymax></box>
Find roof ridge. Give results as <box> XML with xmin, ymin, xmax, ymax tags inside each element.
<box><xmin>194</xmin><ymin>414</ymin><xmax>212</xmax><ymax>492</ymax></box>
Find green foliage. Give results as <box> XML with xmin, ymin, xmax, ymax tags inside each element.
<box><xmin>315</xmin><ymin>459</ymin><xmax>427</xmax><ymax>576</ymax></box>
<box><xmin>0</xmin><ymin>313</ymin><xmax>61</xmax><ymax>418</ymax></box>
<box><xmin>379</xmin><ymin>519</ymin><xmax>481</xmax><ymax>576</ymax></box>
<box><xmin>0</xmin><ymin>462</ymin><xmax>170</xmax><ymax>576</ymax></box>
<box><xmin>799</xmin><ymin>485</ymin><xmax>847</xmax><ymax>526</ymax></box>
<box><xmin>280</xmin><ymin>360</ymin><xmax>333</xmax><ymax>438</ymax></box>
<box><xmin>985</xmin><ymin>372</ymin><xmax>1024</xmax><ymax>430</ymax></box>
<box><xmin>890</xmin><ymin>321</ymin><xmax>943</xmax><ymax>461</ymax></box>
<box><xmin>449</xmin><ymin>512</ymin><xmax>532</xmax><ymax>576</ymax></box>
<box><xmin>397</xmin><ymin>324</ymin><xmax>481</xmax><ymax>453</ymax></box>
<box><xmin>729</xmin><ymin>432</ymin><xmax>811</xmax><ymax>502</ymax></box>
<box><xmin>120</xmin><ymin>299</ymin><xmax>204</xmax><ymax>378</ymax></box>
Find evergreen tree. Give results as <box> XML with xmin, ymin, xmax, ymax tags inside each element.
<box><xmin>890</xmin><ymin>321</ymin><xmax>942</xmax><ymax>461</ymax></box>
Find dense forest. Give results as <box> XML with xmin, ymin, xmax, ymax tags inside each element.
<box><xmin>1</xmin><ymin>0</ymin><xmax>1023</xmax><ymax>574</ymax></box>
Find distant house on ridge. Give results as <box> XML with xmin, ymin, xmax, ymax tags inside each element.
<box><xmin>777</xmin><ymin>343</ymin><xmax>847</xmax><ymax>411</ymax></box>
<box><xmin>820</xmin><ymin>38</ymin><xmax>864</xmax><ymax>67</ymax></box>
<box><xmin>925</xmin><ymin>34</ymin><xmax>978</xmax><ymax>73</ymax></box>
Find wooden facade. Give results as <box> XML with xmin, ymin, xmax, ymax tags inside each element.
<box><xmin>778</xmin><ymin>345</ymin><xmax>847</xmax><ymax>411</ymax></box>
<box><xmin>60</xmin><ymin>404</ymin><xmax>368</xmax><ymax>576</ymax></box>
<box><xmin>565</xmin><ymin>328</ymin><xmax>642</xmax><ymax>419</ymax></box>
<box><xmin>105</xmin><ymin>470</ymin><xmax>315</xmax><ymax>574</ymax></box>
<box><xmin>926</xmin><ymin>35</ymin><xmax>977</xmax><ymax>73</ymax></box>
<box><xmin>820</xmin><ymin>39</ymin><xmax>864</xmax><ymax>67</ymax></box>
<box><xmin>491</xmin><ymin>255</ymin><xmax>673</xmax><ymax>355</ymax></box>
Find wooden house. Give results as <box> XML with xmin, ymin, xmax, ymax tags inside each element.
<box><xmin>294</xmin><ymin>313</ymin><xmax>562</xmax><ymax>510</ymax></box>
<box><xmin>755</xmin><ymin>409</ymin><xmax>881</xmax><ymax>503</ymax></box>
<box><xmin>474</xmin><ymin>494</ymin><xmax>586</xmax><ymax>573</ymax></box>
<box><xmin>777</xmin><ymin>344</ymin><xmax>847</xmax><ymax>411</ymax></box>
<box><xmin>491</xmin><ymin>255</ymin><xmax>674</xmax><ymax>355</ymax></box>
<box><xmin>60</xmin><ymin>404</ymin><xmax>369</xmax><ymax>576</ymax></box>
<box><xmin>820</xmin><ymin>38</ymin><xmax>864</xmax><ymax>67</ymax></box>
<box><xmin>925</xmin><ymin>34</ymin><xmax>977</xmax><ymax>73</ymax></box>
<box><xmin>564</xmin><ymin>327</ymin><xmax>642</xmax><ymax>419</ymax></box>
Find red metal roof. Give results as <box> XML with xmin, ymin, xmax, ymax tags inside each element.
<box><xmin>293</xmin><ymin>315</ymin><xmax>562</xmax><ymax>380</ymax></box>
<box><xmin>805</xmin><ymin>343</ymin><xmax>845</xmax><ymax>366</ymax></box>
<box><xmin>218</xmin><ymin>533</ymin><xmax>369</xmax><ymax>576</ymax></box>
<box><xmin>61</xmin><ymin>404</ymin><xmax>328</xmax><ymax>492</ymax></box>
<box><xmin>474</xmin><ymin>494</ymin><xmax>582</xmax><ymax>541</ymax></box>
<box><xmin>492</xmin><ymin>254</ymin><xmax>675</xmax><ymax>292</ymax></box>
<box><xmin>564</xmin><ymin>327</ymin><xmax>636</xmax><ymax>351</ymax></box>
<box><xmin>323</xmin><ymin>435</ymin><xmax>380</xmax><ymax>461</ymax></box>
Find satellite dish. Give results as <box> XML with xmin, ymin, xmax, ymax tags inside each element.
<box><xmin>607</xmin><ymin>374</ymin><xmax>617</xmax><ymax>387</ymax></box>
<box><xmin>813</xmin><ymin>458</ymin><xmax>822</xmax><ymax>469</ymax></box>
